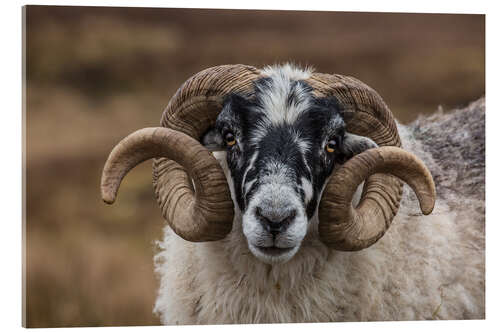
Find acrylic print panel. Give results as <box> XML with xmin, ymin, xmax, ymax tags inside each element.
<box><xmin>23</xmin><ymin>5</ymin><xmax>485</xmax><ymax>327</ymax></box>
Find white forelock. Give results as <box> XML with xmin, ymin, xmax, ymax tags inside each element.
<box><xmin>256</xmin><ymin>64</ymin><xmax>314</xmax><ymax>127</ymax></box>
<box><xmin>261</xmin><ymin>63</ymin><xmax>314</xmax><ymax>81</ymax></box>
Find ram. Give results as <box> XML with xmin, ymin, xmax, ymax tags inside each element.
<box><xmin>101</xmin><ymin>64</ymin><xmax>484</xmax><ymax>324</ymax></box>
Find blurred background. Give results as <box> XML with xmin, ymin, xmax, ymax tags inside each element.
<box><xmin>24</xmin><ymin>6</ymin><xmax>485</xmax><ymax>327</ymax></box>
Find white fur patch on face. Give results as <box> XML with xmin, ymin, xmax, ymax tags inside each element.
<box><xmin>247</xmin><ymin>65</ymin><xmax>316</xmax><ymax>146</ymax></box>
<box><xmin>295</xmin><ymin>136</ymin><xmax>310</xmax><ymax>154</ymax></box>
<box><xmin>241</xmin><ymin>151</ymin><xmax>258</xmax><ymax>204</ymax></box>
<box><xmin>244</xmin><ymin>178</ymin><xmax>257</xmax><ymax>197</ymax></box>
<box><xmin>258</xmin><ymin>78</ymin><xmax>311</xmax><ymax>126</ymax></box>
<box><xmin>292</xmin><ymin>131</ymin><xmax>312</xmax><ymax>176</ymax></box>
<box><xmin>301</xmin><ymin>177</ymin><xmax>314</xmax><ymax>204</ymax></box>
<box><xmin>254</xmin><ymin>64</ymin><xmax>314</xmax><ymax>128</ymax></box>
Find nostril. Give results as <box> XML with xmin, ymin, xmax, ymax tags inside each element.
<box><xmin>255</xmin><ymin>206</ymin><xmax>297</xmax><ymax>234</ymax></box>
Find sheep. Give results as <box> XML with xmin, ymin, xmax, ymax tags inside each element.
<box><xmin>101</xmin><ymin>64</ymin><xmax>484</xmax><ymax>324</ymax></box>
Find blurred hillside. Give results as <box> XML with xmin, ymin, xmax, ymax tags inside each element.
<box><xmin>24</xmin><ymin>6</ymin><xmax>485</xmax><ymax>327</ymax></box>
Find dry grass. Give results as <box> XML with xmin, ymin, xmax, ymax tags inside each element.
<box><xmin>24</xmin><ymin>5</ymin><xmax>484</xmax><ymax>327</ymax></box>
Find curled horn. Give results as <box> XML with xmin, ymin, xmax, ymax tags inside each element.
<box><xmin>318</xmin><ymin>147</ymin><xmax>435</xmax><ymax>250</ymax></box>
<box><xmin>306</xmin><ymin>74</ymin><xmax>436</xmax><ymax>251</ymax></box>
<box><xmin>101</xmin><ymin>127</ymin><xmax>232</xmax><ymax>241</ymax></box>
<box><xmin>101</xmin><ymin>65</ymin><xmax>261</xmax><ymax>241</ymax></box>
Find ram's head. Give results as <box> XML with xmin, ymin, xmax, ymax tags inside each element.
<box><xmin>101</xmin><ymin>64</ymin><xmax>436</xmax><ymax>264</ymax></box>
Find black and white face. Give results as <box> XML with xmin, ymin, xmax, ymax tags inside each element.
<box><xmin>203</xmin><ymin>69</ymin><xmax>377</xmax><ymax>264</ymax></box>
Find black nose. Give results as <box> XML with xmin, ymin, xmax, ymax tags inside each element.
<box><xmin>255</xmin><ymin>206</ymin><xmax>297</xmax><ymax>237</ymax></box>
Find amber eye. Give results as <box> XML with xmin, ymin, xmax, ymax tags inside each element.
<box><xmin>325</xmin><ymin>139</ymin><xmax>336</xmax><ymax>153</ymax></box>
<box><xmin>224</xmin><ymin>132</ymin><xmax>236</xmax><ymax>146</ymax></box>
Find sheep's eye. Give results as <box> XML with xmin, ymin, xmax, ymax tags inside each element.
<box><xmin>325</xmin><ymin>139</ymin><xmax>336</xmax><ymax>153</ymax></box>
<box><xmin>225</xmin><ymin>132</ymin><xmax>236</xmax><ymax>146</ymax></box>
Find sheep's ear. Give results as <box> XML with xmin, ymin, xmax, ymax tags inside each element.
<box><xmin>340</xmin><ymin>132</ymin><xmax>378</xmax><ymax>159</ymax></box>
<box><xmin>202</xmin><ymin>127</ymin><xmax>224</xmax><ymax>151</ymax></box>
